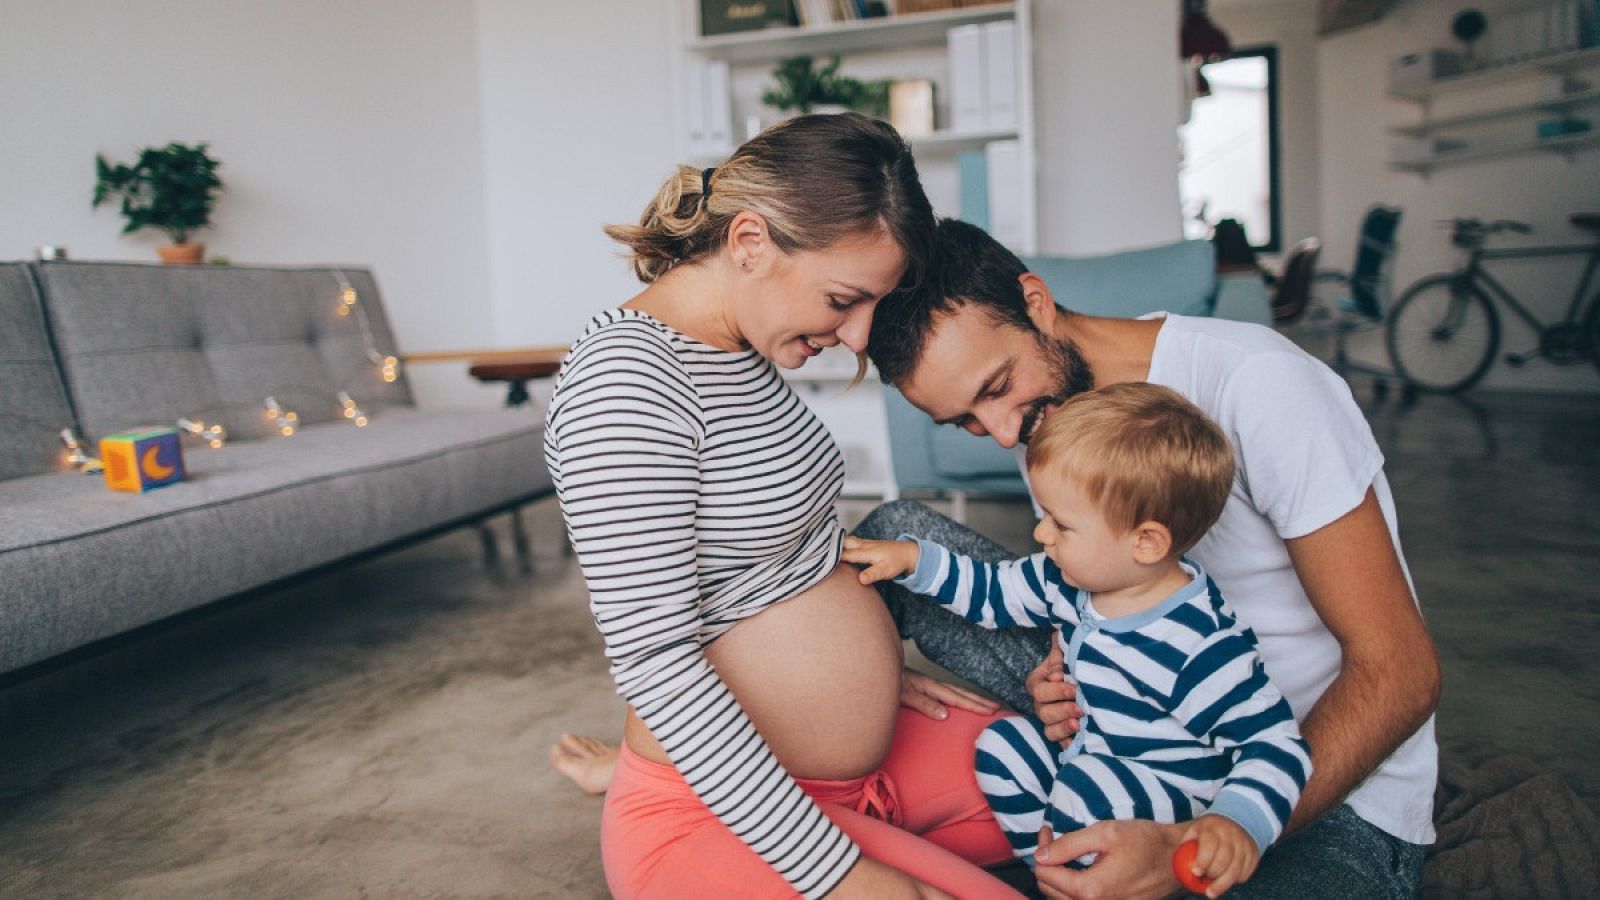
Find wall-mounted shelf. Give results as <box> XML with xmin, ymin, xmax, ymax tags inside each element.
<box><xmin>1388</xmin><ymin>45</ymin><xmax>1600</xmax><ymax>173</ymax></box>
<box><xmin>1389</xmin><ymin>46</ymin><xmax>1600</xmax><ymax>102</ymax></box>
<box><xmin>1387</xmin><ymin>90</ymin><xmax>1600</xmax><ymax>138</ymax></box>
<box><xmin>908</xmin><ymin>126</ymin><xmax>1018</xmax><ymax>153</ymax></box>
<box><xmin>689</xmin><ymin>3</ymin><xmax>1015</xmax><ymax>64</ymax></box>
<box><xmin>1391</xmin><ymin>130</ymin><xmax>1600</xmax><ymax>173</ymax></box>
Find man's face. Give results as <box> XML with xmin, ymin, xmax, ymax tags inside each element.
<box><xmin>897</xmin><ymin>305</ymin><xmax>1093</xmax><ymax>449</ymax></box>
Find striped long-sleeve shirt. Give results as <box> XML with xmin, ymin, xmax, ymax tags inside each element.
<box><xmin>899</xmin><ymin>539</ymin><xmax>1312</xmax><ymax>851</ymax></box>
<box><xmin>544</xmin><ymin>310</ymin><xmax>857</xmax><ymax>897</ymax></box>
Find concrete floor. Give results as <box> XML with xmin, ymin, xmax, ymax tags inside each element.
<box><xmin>2</xmin><ymin>385</ymin><xmax>1597</xmax><ymax>897</ymax></box>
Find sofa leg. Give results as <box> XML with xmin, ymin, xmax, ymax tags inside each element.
<box><xmin>949</xmin><ymin>490</ymin><xmax>968</xmax><ymax>525</ymax></box>
<box><xmin>477</xmin><ymin>522</ymin><xmax>501</xmax><ymax>568</ymax></box>
<box><xmin>510</xmin><ymin>506</ymin><xmax>533</xmax><ymax>574</ymax></box>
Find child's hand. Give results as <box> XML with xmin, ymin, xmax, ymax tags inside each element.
<box><xmin>1177</xmin><ymin>815</ymin><xmax>1259</xmax><ymax>897</ymax></box>
<box><xmin>841</xmin><ymin>536</ymin><xmax>920</xmax><ymax>584</ymax></box>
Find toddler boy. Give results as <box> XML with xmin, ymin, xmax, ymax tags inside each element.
<box><xmin>843</xmin><ymin>382</ymin><xmax>1311</xmax><ymax>897</ymax></box>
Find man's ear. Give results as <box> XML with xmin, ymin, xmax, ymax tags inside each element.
<box><xmin>725</xmin><ymin>211</ymin><xmax>771</xmax><ymax>271</ymax></box>
<box><xmin>1130</xmin><ymin>520</ymin><xmax>1174</xmax><ymax>565</ymax></box>
<box><xmin>1019</xmin><ymin>272</ymin><xmax>1059</xmax><ymax>332</ymax></box>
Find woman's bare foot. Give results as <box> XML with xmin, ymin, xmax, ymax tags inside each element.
<box><xmin>548</xmin><ymin>733</ymin><xmax>619</xmax><ymax>794</ymax></box>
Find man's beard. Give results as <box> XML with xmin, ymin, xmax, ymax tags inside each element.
<box><xmin>1018</xmin><ymin>335</ymin><xmax>1094</xmax><ymax>445</ymax></box>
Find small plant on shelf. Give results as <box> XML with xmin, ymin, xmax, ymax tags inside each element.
<box><xmin>762</xmin><ymin>55</ymin><xmax>890</xmax><ymax>117</ymax></box>
<box><xmin>92</xmin><ymin>141</ymin><xmax>223</xmax><ymax>264</ymax></box>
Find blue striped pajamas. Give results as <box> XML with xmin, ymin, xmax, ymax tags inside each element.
<box><xmin>897</xmin><ymin>538</ymin><xmax>1312</xmax><ymax>863</ymax></box>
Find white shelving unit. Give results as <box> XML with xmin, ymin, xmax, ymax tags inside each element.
<box><xmin>677</xmin><ymin>0</ymin><xmax>1036</xmax><ymax>254</ymax></box>
<box><xmin>1388</xmin><ymin>46</ymin><xmax>1600</xmax><ymax>173</ymax></box>
<box><xmin>676</xmin><ymin>1</ymin><xmax>1038</xmax><ymax>499</ymax></box>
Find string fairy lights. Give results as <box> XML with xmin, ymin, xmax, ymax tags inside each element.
<box><xmin>59</xmin><ymin>428</ymin><xmax>104</xmax><ymax>474</ymax></box>
<box><xmin>176</xmin><ymin>417</ymin><xmax>227</xmax><ymax>449</ymax></box>
<box><xmin>332</xmin><ymin>269</ymin><xmax>403</xmax><ymax>385</ymax></box>
<box><xmin>264</xmin><ymin>396</ymin><xmax>299</xmax><ymax>437</ymax></box>
<box><xmin>337</xmin><ymin>391</ymin><xmax>369</xmax><ymax>427</ymax></box>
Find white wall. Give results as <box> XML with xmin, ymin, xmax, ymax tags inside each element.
<box><xmin>1</xmin><ymin>1</ymin><xmax>1192</xmax><ymax>378</ymax></box>
<box><xmin>1317</xmin><ymin>0</ymin><xmax>1600</xmax><ymax>392</ymax></box>
<box><xmin>1034</xmin><ymin>1</ymin><xmax>1185</xmax><ymax>255</ymax></box>
<box><xmin>474</xmin><ymin>0</ymin><xmax>682</xmax><ymax>352</ymax></box>
<box><xmin>0</xmin><ymin>0</ymin><xmax>499</xmax><ymax>407</ymax></box>
<box><xmin>1211</xmin><ymin>0</ymin><xmax>1323</xmax><ymax>260</ymax></box>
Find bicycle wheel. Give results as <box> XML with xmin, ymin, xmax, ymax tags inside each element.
<box><xmin>1386</xmin><ymin>274</ymin><xmax>1501</xmax><ymax>393</ymax></box>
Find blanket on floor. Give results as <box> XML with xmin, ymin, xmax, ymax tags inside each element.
<box><xmin>1422</xmin><ymin>755</ymin><xmax>1600</xmax><ymax>899</ymax></box>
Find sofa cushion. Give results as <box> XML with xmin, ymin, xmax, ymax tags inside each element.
<box><xmin>0</xmin><ymin>263</ymin><xmax>78</xmax><ymax>481</ymax></box>
<box><xmin>0</xmin><ymin>408</ymin><xmax>550</xmax><ymax>674</ymax></box>
<box><xmin>35</xmin><ymin>262</ymin><xmax>413</xmax><ymax>442</ymax></box>
<box><xmin>1023</xmin><ymin>239</ymin><xmax>1217</xmax><ymax>318</ymax></box>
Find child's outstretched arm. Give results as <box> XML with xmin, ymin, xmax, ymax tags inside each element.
<box><xmin>840</xmin><ymin>536</ymin><xmax>920</xmax><ymax>584</ymax></box>
<box><xmin>848</xmin><ymin>535</ymin><xmax>1069</xmax><ymax>631</ymax></box>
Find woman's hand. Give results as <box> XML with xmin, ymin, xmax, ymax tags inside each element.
<box><xmin>900</xmin><ymin>668</ymin><xmax>999</xmax><ymax>721</ymax></box>
<box><xmin>830</xmin><ymin>857</ymin><xmax>955</xmax><ymax>900</ymax></box>
<box><xmin>841</xmin><ymin>536</ymin><xmax>920</xmax><ymax>585</ymax></box>
<box><xmin>1025</xmin><ymin>642</ymin><xmax>1083</xmax><ymax>745</ymax></box>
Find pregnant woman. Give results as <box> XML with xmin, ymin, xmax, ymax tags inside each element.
<box><xmin>544</xmin><ymin>113</ymin><xmax>1020</xmax><ymax>899</ymax></box>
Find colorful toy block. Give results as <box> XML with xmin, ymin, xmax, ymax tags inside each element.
<box><xmin>100</xmin><ymin>427</ymin><xmax>186</xmax><ymax>493</ymax></box>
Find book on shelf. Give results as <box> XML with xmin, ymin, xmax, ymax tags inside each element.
<box><xmin>700</xmin><ymin>0</ymin><xmax>797</xmax><ymax>36</ymax></box>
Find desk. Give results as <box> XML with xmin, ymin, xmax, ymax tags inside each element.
<box><xmin>404</xmin><ymin>347</ymin><xmax>567</xmax><ymax>408</ymax></box>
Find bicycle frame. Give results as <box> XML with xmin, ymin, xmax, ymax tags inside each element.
<box><xmin>1459</xmin><ymin>242</ymin><xmax>1600</xmax><ymax>334</ymax></box>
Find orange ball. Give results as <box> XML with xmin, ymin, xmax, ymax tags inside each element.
<box><xmin>1171</xmin><ymin>840</ymin><xmax>1214</xmax><ymax>894</ymax></box>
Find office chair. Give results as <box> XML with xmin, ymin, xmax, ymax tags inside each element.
<box><xmin>1303</xmin><ymin>205</ymin><xmax>1404</xmax><ymax>395</ymax></box>
<box><xmin>1270</xmin><ymin>237</ymin><xmax>1322</xmax><ymax>325</ymax></box>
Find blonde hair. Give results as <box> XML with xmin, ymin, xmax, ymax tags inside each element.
<box><xmin>1024</xmin><ymin>382</ymin><xmax>1235</xmax><ymax>556</ymax></box>
<box><xmin>604</xmin><ymin>112</ymin><xmax>933</xmax><ymax>285</ymax></box>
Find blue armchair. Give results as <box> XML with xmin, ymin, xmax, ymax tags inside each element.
<box><xmin>882</xmin><ymin>237</ymin><xmax>1267</xmax><ymax>517</ymax></box>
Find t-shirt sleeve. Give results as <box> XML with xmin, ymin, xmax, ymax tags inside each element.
<box><xmin>545</xmin><ymin>328</ymin><xmax>858</xmax><ymax>897</ymax></box>
<box><xmin>1220</xmin><ymin>350</ymin><xmax>1385</xmax><ymax>540</ymax></box>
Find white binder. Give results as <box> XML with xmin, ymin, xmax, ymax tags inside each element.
<box><xmin>983</xmin><ymin>20</ymin><xmax>1017</xmax><ymax>132</ymax></box>
<box><xmin>948</xmin><ymin>24</ymin><xmax>986</xmax><ymax>134</ymax></box>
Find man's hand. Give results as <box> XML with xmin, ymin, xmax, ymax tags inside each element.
<box><xmin>1025</xmin><ymin>642</ymin><xmax>1083</xmax><ymax>744</ymax></box>
<box><xmin>841</xmin><ymin>536</ymin><xmax>921</xmax><ymax>585</ymax></box>
<box><xmin>899</xmin><ymin>668</ymin><xmax>999</xmax><ymax>721</ymax></box>
<box><xmin>1178</xmin><ymin>815</ymin><xmax>1259</xmax><ymax>898</ymax></box>
<box><xmin>1034</xmin><ymin>820</ymin><xmax>1186</xmax><ymax>900</ymax></box>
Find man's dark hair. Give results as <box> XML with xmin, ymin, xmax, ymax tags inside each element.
<box><xmin>868</xmin><ymin>218</ymin><xmax>1040</xmax><ymax>385</ymax></box>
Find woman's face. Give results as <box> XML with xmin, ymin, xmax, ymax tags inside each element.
<box><xmin>738</xmin><ymin>228</ymin><xmax>906</xmax><ymax>369</ymax></box>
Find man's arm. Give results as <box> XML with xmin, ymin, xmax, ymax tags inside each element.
<box><xmin>1280</xmin><ymin>486</ymin><xmax>1440</xmax><ymax>831</ymax></box>
<box><xmin>1033</xmin><ymin>486</ymin><xmax>1439</xmax><ymax>899</ymax></box>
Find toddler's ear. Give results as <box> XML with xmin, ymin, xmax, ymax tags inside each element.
<box><xmin>1130</xmin><ymin>521</ymin><xmax>1173</xmax><ymax>564</ymax></box>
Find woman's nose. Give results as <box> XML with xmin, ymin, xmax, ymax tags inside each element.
<box><xmin>836</xmin><ymin>305</ymin><xmax>873</xmax><ymax>354</ymax></box>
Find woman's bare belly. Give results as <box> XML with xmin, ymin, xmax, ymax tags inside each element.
<box><xmin>624</xmin><ymin>563</ymin><xmax>905</xmax><ymax>780</ymax></box>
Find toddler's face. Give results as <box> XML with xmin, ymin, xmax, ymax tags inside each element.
<box><xmin>1030</xmin><ymin>474</ymin><xmax>1145</xmax><ymax>594</ymax></box>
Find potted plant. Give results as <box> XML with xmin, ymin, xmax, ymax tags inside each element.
<box><xmin>762</xmin><ymin>55</ymin><xmax>890</xmax><ymax>117</ymax></box>
<box><xmin>92</xmin><ymin>142</ymin><xmax>223</xmax><ymax>264</ymax></box>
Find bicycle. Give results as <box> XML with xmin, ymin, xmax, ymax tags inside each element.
<box><xmin>1385</xmin><ymin>214</ymin><xmax>1600</xmax><ymax>393</ymax></box>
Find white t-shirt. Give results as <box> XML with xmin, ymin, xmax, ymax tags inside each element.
<box><xmin>1017</xmin><ymin>314</ymin><xmax>1437</xmax><ymax>845</ymax></box>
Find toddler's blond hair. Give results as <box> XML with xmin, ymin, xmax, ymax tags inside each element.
<box><xmin>1024</xmin><ymin>382</ymin><xmax>1235</xmax><ymax>556</ymax></box>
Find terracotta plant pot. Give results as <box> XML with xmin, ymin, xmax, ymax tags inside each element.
<box><xmin>157</xmin><ymin>242</ymin><xmax>205</xmax><ymax>265</ymax></box>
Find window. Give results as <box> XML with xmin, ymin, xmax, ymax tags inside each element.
<box><xmin>1179</xmin><ymin>47</ymin><xmax>1281</xmax><ymax>252</ymax></box>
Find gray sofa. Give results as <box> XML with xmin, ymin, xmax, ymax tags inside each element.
<box><xmin>0</xmin><ymin>261</ymin><xmax>552</xmax><ymax>678</ymax></box>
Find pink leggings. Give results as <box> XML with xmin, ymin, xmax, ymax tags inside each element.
<box><xmin>600</xmin><ymin>707</ymin><xmax>1023</xmax><ymax>899</ymax></box>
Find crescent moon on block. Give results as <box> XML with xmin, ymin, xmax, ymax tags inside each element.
<box><xmin>141</xmin><ymin>445</ymin><xmax>176</xmax><ymax>480</ymax></box>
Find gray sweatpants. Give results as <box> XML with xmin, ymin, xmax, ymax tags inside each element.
<box><xmin>850</xmin><ymin>499</ymin><xmax>1425</xmax><ymax>899</ymax></box>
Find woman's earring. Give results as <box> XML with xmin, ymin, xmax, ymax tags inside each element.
<box><xmin>741</xmin><ymin>259</ymin><xmax>752</xmax><ymax>271</ymax></box>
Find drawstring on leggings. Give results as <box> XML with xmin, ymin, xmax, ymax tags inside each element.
<box><xmin>856</xmin><ymin>770</ymin><xmax>903</xmax><ymax>827</ymax></box>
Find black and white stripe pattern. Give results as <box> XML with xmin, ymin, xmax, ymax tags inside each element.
<box><xmin>900</xmin><ymin>542</ymin><xmax>1311</xmax><ymax>855</ymax></box>
<box><xmin>544</xmin><ymin>310</ymin><xmax>855</xmax><ymax>897</ymax></box>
